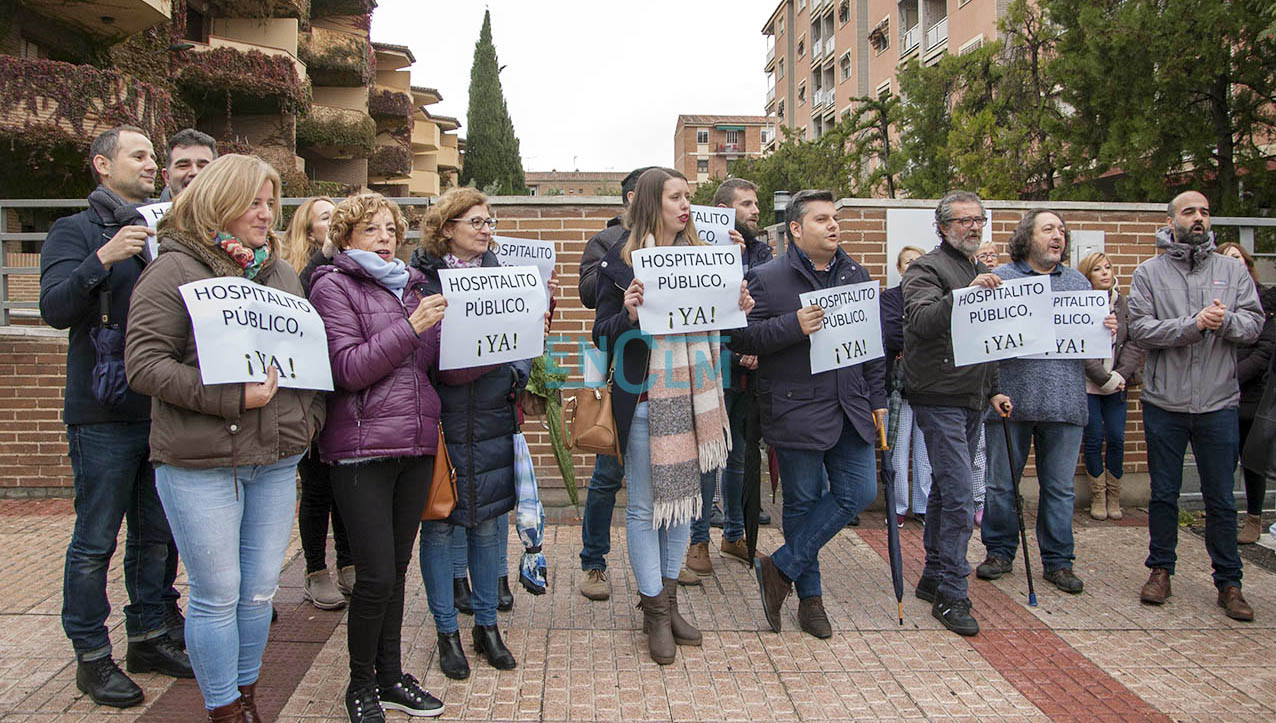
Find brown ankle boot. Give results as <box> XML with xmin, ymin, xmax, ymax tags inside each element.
<box><xmin>238</xmin><ymin>682</ymin><xmax>259</xmax><ymax>723</ymax></box>
<box><xmin>1088</xmin><ymin>474</ymin><xmax>1106</xmax><ymax>520</ymax></box>
<box><xmin>637</xmin><ymin>591</ymin><xmax>675</xmax><ymax>664</ymax></box>
<box><xmin>208</xmin><ymin>697</ymin><xmax>246</xmax><ymax>723</ymax></box>
<box><xmin>1105</xmin><ymin>472</ymin><xmax>1123</xmax><ymax>520</ymax></box>
<box><xmin>661</xmin><ymin>577</ymin><xmax>702</xmax><ymax>646</ymax></box>
<box><xmin>1238</xmin><ymin>514</ymin><xmax>1263</xmax><ymax>545</ymax></box>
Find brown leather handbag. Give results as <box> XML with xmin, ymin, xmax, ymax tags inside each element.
<box><xmin>561</xmin><ymin>372</ymin><xmax>622</xmax><ymax>462</ymax></box>
<box><xmin>422</xmin><ymin>423</ymin><xmax>457</xmax><ymax>521</ymax></box>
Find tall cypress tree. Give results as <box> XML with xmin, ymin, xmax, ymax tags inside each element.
<box><xmin>460</xmin><ymin>10</ymin><xmax>526</xmax><ymax>194</ymax></box>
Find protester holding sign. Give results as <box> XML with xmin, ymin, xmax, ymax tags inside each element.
<box><xmin>726</xmin><ymin>190</ymin><xmax>884</xmax><ymax>639</ymax></box>
<box><xmin>900</xmin><ymin>190</ymin><xmax>1012</xmax><ymax>637</ymax></box>
<box><xmin>593</xmin><ymin>167</ymin><xmax>753</xmax><ymax>665</ymax></box>
<box><xmin>976</xmin><ymin>211</ymin><xmax>1115</xmax><ymax>596</ymax></box>
<box><xmin>309</xmin><ymin>193</ymin><xmax>468</xmax><ymax>721</ymax></box>
<box><xmin>1077</xmin><ymin>252</ymin><xmax>1145</xmax><ymax>522</ymax></box>
<box><xmin>410</xmin><ymin>187</ymin><xmax>534</xmax><ymax>676</ymax></box>
<box><xmin>124</xmin><ymin>155</ymin><xmax>325</xmax><ymax>722</ymax></box>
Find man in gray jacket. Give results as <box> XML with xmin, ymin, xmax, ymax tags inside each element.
<box><xmin>1128</xmin><ymin>190</ymin><xmax>1263</xmax><ymax>621</ymax></box>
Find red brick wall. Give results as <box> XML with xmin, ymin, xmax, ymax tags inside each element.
<box><xmin>0</xmin><ymin>197</ymin><xmax>1173</xmax><ymax>494</ymax></box>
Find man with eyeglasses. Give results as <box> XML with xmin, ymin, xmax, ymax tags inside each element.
<box><xmin>900</xmin><ymin>191</ymin><xmax>1011</xmax><ymax>637</ymax></box>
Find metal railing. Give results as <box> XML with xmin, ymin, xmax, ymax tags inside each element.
<box><xmin>925</xmin><ymin>16</ymin><xmax>948</xmax><ymax>49</ymax></box>
<box><xmin>900</xmin><ymin>25</ymin><xmax>920</xmax><ymax>54</ymax></box>
<box><xmin>0</xmin><ymin>197</ymin><xmax>437</xmax><ymax>326</ymax></box>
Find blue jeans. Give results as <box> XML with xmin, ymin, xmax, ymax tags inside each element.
<box><xmin>691</xmin><ymin>389</ymin><xmax>747</xmax><ymax>543</ymax></box>
<box><xmin>914</xmin><ymin>405</ymin><xmax>982</xmax><ymax>600</ymax></box>
<box><xmin>155</xmin><ymin>455</ymin><xmax>300</xmax><ymax>709</ymax></box>
<box><xmin>1142</xmin><ymin>403</ymin><xmax>1243</xmax><ymax>589</ymax></box>
<box><xmin>771</xmin><ymin>417</ymin><xmax>877</xmax><ymax>600</ymax></box>
<box><xmin>690</xmin><ymin>468</ymin><xmax>725</xmax><ymax>545</ymax></box>
<box><xmin>421</xmin><ymin>516</ymin><xmax>503</xmax><ymax>630</ymax></box>
<box><xmin>62</xmin><ymin>421</ymin><xmax>172</xmax><ymax>659</ymax></box>
<box><xmin>579</xmin><ymin>454</ymin><xmax>624</xmax><ymax>571</ymax></box>
<box><xmin>624</xmin><ymin>402</ymin><xmax>692</xmax><ymax>597</ymax></box>
<box><xmin>451</xmin><ymin>513</ymin><xmax>509</xmax><ymax>580</ymax></box>
<box><xmin>1083</xmin><ymin>392</ymin><xmax>1127</xmax><ymax>478</ymax></box>
<box><xmin>981</xmin><ymin>420</ymin><xmax>1083</xmax><ymax>572</ymax></box>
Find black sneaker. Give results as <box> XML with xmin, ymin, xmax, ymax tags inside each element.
<box><xmin>75</xmin><ymin>656</ymin><xmax>144</xmax><ymax>708</ymax></box>
<box><xmin>378</xmin><ymin>673</ymin><xmax>443</xmax><ymax>718</ymax></box>
<box><xmin>1043</xmin><ymin>567</ymin><xmax>1085</xmax><ymax>594</ymax></box>
<box><xmin>345</xmin><ymin>685</ymin><xmax>386</xmax><ymax>723</ymax></box>
<box><xmin>975</xmin><ymin>555</ymin><xmax>1013</xmax><ymax>580</ymax></box>
<box><xmin>914</xmin><ymin>575</ymin><xmax>939</xmax><ymax>603</ymax></box>
<box><xmin>932</xmin><ymin>594</ymin><xmax>979</xmax><ymax>636</ymax></box>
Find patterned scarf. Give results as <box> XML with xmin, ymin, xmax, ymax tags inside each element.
<box><xmin>641</xmin><ymin>234</ymin><xmax>731</xmax><ymax>529</ymax></box>
<box><xmin>214</xmin><ymin>231</ymin><xmax>270</xmax><ymax>279</ymax></box>
<box><xmin>443</xmin><ymin>252</ymin><xmax>484</xmax><ymax>269</ymax></box>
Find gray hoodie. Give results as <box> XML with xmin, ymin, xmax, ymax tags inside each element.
<box><xmin>1127</xmin><ymin>227</ymin><xmax>1264</xmax><ymax>413</ymax></box>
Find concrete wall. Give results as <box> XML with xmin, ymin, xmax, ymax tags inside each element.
<box><xmin>0</xmin><ymin>197</ymin><xmax>1182</xmax><ymax>499</ymax></box>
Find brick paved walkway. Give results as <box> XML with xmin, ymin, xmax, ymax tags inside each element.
<box><xmin>2</xmin><ymin>498</ymin><xmax>1274</xmax><ymax>721</ymax></box>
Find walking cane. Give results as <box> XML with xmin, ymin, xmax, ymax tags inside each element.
<box><xmin>998</xmin><ymin>402</ymin><xmax>1038</xmax><ymax>607</ymax></box>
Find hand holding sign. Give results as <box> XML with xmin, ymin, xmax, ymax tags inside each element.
<box><xmin>797</xmin><ymin>305</ymin><xmax>824</xmax><ymax>335</ymax></box>
<box><xmin>623</xmin><ymin>278</ymin><xmax>644</xmax><ymax>322</ymax></box>
<box><xmin>244</xmin><ymin>366</ymin><xmax>279</xmax><ymax>410</ymax></box>
<box><xmin>97</xmin><ymin>225</ymin><xmax>154</xmax><ymax>268</ymax></box>
<box><xmin>409</xmin><ymin>294</ymin><xmax>447</xmax><ymax>334</ymax></box>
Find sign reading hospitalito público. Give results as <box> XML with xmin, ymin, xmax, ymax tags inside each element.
<box><xmin>632</xmin><ymin>244</ymin><xmax>745</xmax><ymax>335</ymax></box>
<box><xmin>799</xmin><ymin>280</ymin><xmax>884</xmax><ymax>374</ymax></box>
<box><xmin>492</xmin><ymin>235</ymin><xmax>556</xmax><ymax>304</ymax></box>
<box><xmin>178</xmin><ymin>277</ymin><xmax>333</xmax><ymax>390</ymax></box>
<box><xmin>690</xmin><ymin>204</ymin><xmax>734</xmax><ymax>245</ymax></box>
<box><xmin>437</xmin><ymin>265</ymin><xmax>548</xmax><ymax>370</ymax></box>
<box><xmin>1023</xmin><ymin>290</ymin><xmax>1112</xmax><ymax>359</ymax></box>
<box><xmin>950</xmin><ymin>276</ymin><xmax>1055</xmax><ymax>367</ymax></box>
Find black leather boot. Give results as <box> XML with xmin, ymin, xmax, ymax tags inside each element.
<box><xmin>437</xmin><ymin>630</ymin><xmax>470</xmax><ymax>679</ymax></box>
<box><xmin>126</xmin><ymin>636</ymin><xmax>195</xmax><ymax>678</ymax></box>
<box><xmin>453</xmin><ymin>577</ymin><xmax>473</xmax><ymax>615</ymax></box>
<box><xmin>75</xmin><ymin>656</ymin><xmax>144</xmax><ymax>708</ymax></box>
<box><xmin>497</xmin><ymin>575</ymin><xmax>514</xmax><ymax>611</ymax></box>
<box><xmin>472</xmin><ymin>624</ymin><xmax>517</xmax><ymax>670</ymax></box>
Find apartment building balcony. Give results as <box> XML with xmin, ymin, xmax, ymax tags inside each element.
<box><xmin>409</xmin><ymin>169</ymin><xmax>441</xmax><ymax>197</ymax></box>
<box><xmin>0</xmin><ymin>56</ymin><xmax>172</xmax><ymax>147</ymax></box>
<box><xmin>300</xmin><ymin>26</ymin><xmax>373</xmax><ymax>87</ymax></box>
<box><xmin>210</xmin><ymin>0</ymin><xmax>308</xmax><ymax>19</ymax></box>
<box><xmin>766</xmin><ymin>85</ymin><xmax>776</xmax><ymax>104</ymax></box>
<box><xmin>811</xmin><ymin>0</ymin><xmax>833</xmax><ymax>13</ymax></box>
<box><xmin>296</xmin><ymin>104</ymin><xmax>376</xmax><ymax>159</ymax></box>
<box><xmin>174</xmin><ymin>43</ymin><xmax>308</xmax><ymax>116</ymax></box>
<box><xmin>436</xmin><ymin>142</ymin><xmax>461</xmax><ymax>171</ymax></box>
<box><xmin>311</xmin><ymin>0</ymin><xmax>376</xmax><ymax>18</ymax></box>
<box><xmin>900</xmin><ymin>25</ymin><xmax>920</xmax><ymax>55</ymax></box>
<box><xmin>925</xmin><ymin>16</ymin><xmax>948</xmax><ymax>50</ymax></box>
<box><xmin>715</xmin><ymin>143</ymin><xmax>743</xmax><ymax>154</ymax></box>
<box><xmin>412</xmin><ymin>119</ymin><xmax>440</xmax><ymax>152</ymax></box>
<box><xmin>220</xmin><ymin>140</ymin><xmax>309</xmax><ymax>194</ymax></box>
<box><xmin>30</xmin><ymin>0</ymin><xmax>169</xmax><ymax>37</ymax></box>
<box><xmin>765</xmin><ymin>44</ymin><xmax>776</xmax><ymax>71</ymax></box>
<box><xmin>369</xmin><ymin>87</ymin><xmax>414</xmax><ymax>129</ymax></box>
<box><xmin>368</xmin><ymin>142</ymin><xmax>412</xmax><ymax>181</ymax></box>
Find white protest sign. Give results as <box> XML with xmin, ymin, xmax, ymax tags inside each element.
<box><xmin>492</xmin><ymin>235</ymin><xmax>555</xmax><ymax>303</ymax></box>
<box><xmin>950</xmin><ymin>276</ymin><xmax>1055</xmax><ymax>366</ymax></box>
<box><xmin>438</xmin><ymin>265</ymin><xmax>547</xmax><ymax>370</ymax></box>
<box><xmin>1024</xmin><ymin>291</ymin><xmax>1111</xmax><ymax>359</ymax></box>
<box><xmin>632</xmin><ymin>245</ymin><xmax>745</xmax><ymax>335</ymax></box>
<box><xmin>137</xmin><ymin>202</ymin><xmax>171</xmax><ymax>260</ymax></box>
<box><xmin>178</xmin><ymin>277</ymin><xmax>333</xmax><ymax>390</ymax></box>
<box><xmin>799</xmin><ymin>280</ymin><xmax>884</xmax><ymax>374</ymax></box>
<box><xmin>690</xmin><ymin>204</ymin><xmax>734</xmax><ymax>245</ymax></box>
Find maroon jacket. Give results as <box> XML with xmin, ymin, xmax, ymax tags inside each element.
<box><xmin>309</xmin><ymin>253</ymin><xmax>484</xmax><ymax>463</ymax></box>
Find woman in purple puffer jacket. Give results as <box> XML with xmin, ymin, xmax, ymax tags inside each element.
<box><xmin>309</xmin><ymin>193</ymin><xmax>485</xmax><ymax>723</ymax></box>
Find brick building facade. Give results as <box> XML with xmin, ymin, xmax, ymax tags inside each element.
<box><xmin>672</xmin><ymin>115</ymin><xmax>770</xmax><ymax>188</ymax></box>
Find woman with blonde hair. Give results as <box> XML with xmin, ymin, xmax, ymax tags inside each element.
<box><xmin>1077</xmin><ymin>251</ymin><xmax>1145</xmax><ymax>520</ymax></box>
<box><xmin>409</xmin><ymin>186</ymin><xmax>533</xmax><ymax>678</ymax></box>
<box><xmin>593</xmin><ymin>167</ymin><xmax>752</xmax><ymax>664</ymax></box>
<box><xmin>125</xmin><ymin>154</ymin><xmax>325</xmax><ymax>722</ymax></box>
<box><xmin>1216</xmin><ymin>242</ymin><xmax>1276</xmax><ymax>542</ymax></box>
<box><xmin>282</xmin><ymin>196</ymin><xmax>335</xmax><ymax>281</ymax></box>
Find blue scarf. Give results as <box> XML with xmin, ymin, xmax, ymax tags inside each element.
<box><xmin>344</xmin><ymin>249</ymin><xmax>410</xmax><ymax>299</ymax></box>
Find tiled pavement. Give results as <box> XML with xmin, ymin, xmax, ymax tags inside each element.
<box><xmin>2</xmin><ymin>498</ymin><xmax>1274</xmax><ymax>721</ymax></box>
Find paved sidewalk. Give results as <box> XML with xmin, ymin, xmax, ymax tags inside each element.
<box><xmin>2</xmin><ymin>498</ymin><xmax>1273</xmax><ymax>721</ymax></box>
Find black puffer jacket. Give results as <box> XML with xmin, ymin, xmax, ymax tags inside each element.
<box><xmin>1238</xmin><ymin>284</ymin><xmax>1276</xmax><ymax>420</ymax></box>
<box><xmin>900</xmin><ymin>240</ymin><xmax>1000</xmax><ymax>410</ymax></box>
<box><xmin>410</xmin><ymin>248</ymin><xmax>524</xmax><ymax>527</ymax></box>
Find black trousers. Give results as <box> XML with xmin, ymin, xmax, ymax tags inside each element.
<box><xmin>1240</xmin><ymin>416</ymin><xmax>1269</xmax><ymax>516</ymax></box>
<box><xmin>298</xmin><ymin>444</ymin><xmax>353</xmax><ymax>573</ymax></box>
<box><xmin>330</xmin><ymin>455</ymin><xmax>433</xmax><ymax>690</ymax></box>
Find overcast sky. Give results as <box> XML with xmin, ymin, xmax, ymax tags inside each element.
<box><xmin>370</xmin><ymin>0</ymin><xmax>777</xmax><ymax>173</ymax></box>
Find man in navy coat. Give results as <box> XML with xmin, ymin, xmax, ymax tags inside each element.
<box><xmin>729</xmin><ymin>190</ymin><xmax>886</xmax><ymax>638</ymax></box>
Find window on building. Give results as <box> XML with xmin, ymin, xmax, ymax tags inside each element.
<box><xmin>697</xmin><ymin>159</ymin><xmax>709</xmax><ymax>173</ymax></box>
<box><xmin>798</xmin><ymin>0</ymin><xmax>806</xmax><ymax>11</ymax></box>
<box><xmin>798</xmin><ymin>82</ymin><xmax>806</xmax><ymax>104</ymax></box>
<box><xmin>778</xmin><ymin>17</ymin><xmax>785</xmax><ymax>34</ymax></box>
<box><xmin>869</xmin><ymin>18</ymin><xmax>889</xmax><ymax>53</ymax></box>
<box><xmin>725</xmin><ymin>130</ymin><xmax>740</xmax><ymax>145</ymax></box>
<box><xmin>959</xmin><ymin>35</ymin><xmax>984</xmax><ymax>55</ymax></box>
<box><xmin>778</xmin><ymin>58</ymin><xmax>785</xmax><ymax>79</ymax></box>
<box><xmin>839</xmin><ymin>0</ymin><xmax>851</xmax><ymax>25</ymax></box>
<box><xmin>877</xmin><ymin>80</ymin><xmax>892</xmax><ymax>100</ymax></box>
<box><xmin>777</xmin><ymin>100</ymin><xmax>785</xmax><ymax>120</ymax></box>
<box><xmin>798</xmin><ymin>35</ymin><xmax>805</xmax><ymax>57</ymax></box>
<box><xmin>184</xmin><ymin>4</ymin><xmax>210</xmax><ymax>43</ymax></box>
<box><xmin>696</xmin><ymin>129</ymin><xmax>709</xmax><ymax>144</ymax></box>
<box><xmin>19</xmin><ymin>38</ymin><xmax>48</xmax><ymax>59</ymax></box>
<box><xmin>839</xmin><ymin>53</ymin><xmax>852</xmax><ymax>81</ymax></box>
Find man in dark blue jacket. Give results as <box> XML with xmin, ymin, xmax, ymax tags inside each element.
<box><xmin>39</xmin><ymin>125</ymin><xmax>192</xmax><ymax>709</ymax></box>
<box><xmin>729</xmin><ymin>190</ymin><xmax>886</xmax><ymax>639</ymax></box>
<box><xmin>686</xmin><ymin>178</ymin><xmax>774</xmax><ymax>575</ymax></box>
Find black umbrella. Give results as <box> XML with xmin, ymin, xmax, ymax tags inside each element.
<box><xmin>90</xmin><ymin>289</ymin><xmax>129</xmax><ymax>409</ymax></box>
<box><xmin>877</xmin><ymin>416</ymin><xmax>904</xmax><ymax>625</ymax></box>
<box><xmin>739</xmin><ymin>384</ymin><xmax>763</xmax><ymax>560</ymax></box>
